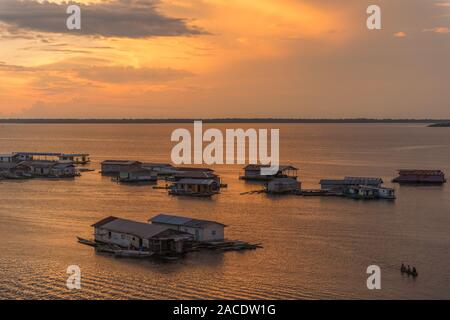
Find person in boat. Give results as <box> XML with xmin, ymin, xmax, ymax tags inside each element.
<box><xmin>407</xmin><ymin>265</ymin><xmax>412</xmax><ymax>274</ymax></box>
<box><xmin>401</xmin><ymin>263</ymin><xmax>406</xmax><ymax>273</ymax></box>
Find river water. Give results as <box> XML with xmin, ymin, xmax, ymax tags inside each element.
<box><xmin>0</xmin><ymin>123</ymin><xmax>449</xmax><ymax>299</ymax></box>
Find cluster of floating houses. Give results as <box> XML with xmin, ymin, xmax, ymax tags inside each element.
<box><xmin>0</xmin><ymin>152</ymin><xmax>90</xmax><ymax>179</ymax></box>
<box><xmin>1</xmin><ymin>151</ymin><xmax>446</xmax><ymax>201</ymax></box>
<box><xmin>1</xmin><ymin>150</ymin><xmax>446</xmax><ymax>261</ymax></box>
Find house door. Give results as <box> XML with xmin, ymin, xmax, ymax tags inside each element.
<box><xmin>139</xmin><ymin>238</ymin><xmax>143</xmax><ymax>249</ymax></box>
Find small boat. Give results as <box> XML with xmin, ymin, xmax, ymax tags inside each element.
<box><xmin>401</xmin><ymin>265</ymin><xmax>418</xmax><ymax>278</ymax></box>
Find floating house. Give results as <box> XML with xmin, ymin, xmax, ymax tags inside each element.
<box><xmin>266</xmin><ymin>177</ymin><xmax>300</xmax><ymax>194</ymax></box>
<box><xmin>141</xmin><ymin>163</ymin><xmax>177</xmax><ymax>175</ymax></box>
<box><xmin>0</xmin><ymin>162</ymin><xmax>32</xmax><ymax>179</ymax></box>
<box><xmin>346</xmin><ymin>185</ymin><xmax>396</xmax><ymax>200</ymax></box>
<box><xmin>320</xmin><ymin>177</ymin><xmax>383</xmax><ymax>192</ymax></box>
<box><xmin>117</xmin><ymin>168</ymin><xmax>157</xmax><ymax>183</ymax></box>
<box><xmin>58</xmin><ymin>153</ymin><xmax>90</xmax><ymax>164</ymax></box>
<box><xmin>50</xmin><ymin>162</ymin><xmax>78</xmax><ymax>178</ymax></box>
<box><xmin>0</xmin><ymin>153</ymin><xmax>20</xmax><ymax>163</ymax></box>
<box><xmin>392</xmin><ymin>170</ymin><xmax>446</xmax><ymax>184</ymax></box>
<box><xmin>100</xmin><ymin>160</ymin><xmax>142</xmax><ymax>175</ymax></box>
<box><xmin>92</xmin><ymin>216</ymin><xmax>193</xmax><ymax>254</ymax></box>
<box><xmin>240</xmin><ymin>165</ymin><xmax>298</xmax><ymax>181</ymax></box>
<box><xmin>172</xmin><ymin>170</ymin><xmax>220</xmax><ymax>182</ymax></box>
<box><xmin>169</xmin><ymin>178</ymin><xmax>220</xmax><ymax>197</ymax></box>
<box><xmin>8</xmin><ymin>152</ymin><xmax>90</xmax><ymax>164</ymax></box>
<box><xmin>149</xmin><ymin>214</ymin><xmax>226</xmax><ymax>242</ymax></box>
<box><xmin>21</xmin><ymin>161</ymin><xmax>78</xmax><ymax>178</ymax></box>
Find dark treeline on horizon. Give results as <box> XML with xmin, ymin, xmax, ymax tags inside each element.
<box><xmin>0</xmin><ymin>118</ymin><xmax>449</xmax><ymax>124</ymax></box>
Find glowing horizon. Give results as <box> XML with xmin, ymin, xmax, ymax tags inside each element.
<box><xmin>0</xmin><ymin>0</ymin><xmax>449</xmax><ymax>118</ymax></box>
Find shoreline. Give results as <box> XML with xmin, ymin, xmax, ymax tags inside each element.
<box><xmin>0</xmin><ymin>118</ymin><xmax>449</xmax><ymax>124</ymax></box>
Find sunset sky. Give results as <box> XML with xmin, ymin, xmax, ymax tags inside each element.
<box><xmin>0</xmin><ymin>0</ymin><xmax>449</xmax><ymax>118</ymax></box>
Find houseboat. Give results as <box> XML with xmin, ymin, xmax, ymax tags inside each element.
<box><xmin>320</xmin><ymin>177</ymin><xmax>383</xmax><ymax>192</ymax></box>
<box><xmin>266</xmin><ymin>177</ymin><xmax>301</xmax><ymax>194</ymax></box>
<box><xmin>392</xmin><ymin>170</ymin><xmax>446</xmax><ymax>184</ymax></box>
<box><xmin>149</xmin><ymin>214</ymin><xmax>226</xmax><ymax>242</ymax></box>
<box><xmin>92</xmin><ymin>216</ymin><xmax>193</xmax><ymax>255</ymax></box>
<box><xmin>169</xmin><ymin>178</ymin><xmax>220</xmax><ymax>197</ymax></box>
<box><xmin>116</xmin><ymin>168</ymin><xmax>157</xmax><ymax>183</ymax></box>
<box><xmin>345</xmin><ymin>185</ymin><xmax>396</xmax><ymax>200</ymax></box>
<box><xmin>100</xmin><ymin>160</ymin><xmax>142</xmax><ymax>175</ymax></box>
<box><xmin>240</xmin><ymin>165</ymin><xmax>298</xmax><ymax>181</ymax></box>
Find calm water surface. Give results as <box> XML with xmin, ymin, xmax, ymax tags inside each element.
<box><xmin>0</xmin><ymin>124</ymin><xmax>449</xmax><ymax>299</ymax></box>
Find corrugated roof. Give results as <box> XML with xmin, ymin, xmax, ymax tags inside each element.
<box><xmin>150</xmin><ymin>214</ymin><xmax>226</xmax><ymax>228</ymax></box>
<box><xmin>101</xmin><ymin>160</ymin><xmax>141</xmax><ymax>165</ymax></box>
<box><xmin>174</xmin><ymin>171</ymin><xmax>216</xmax><ymax>179</ymax></box>
<box><xmin>321</xmin><ymin>177</ymin><xmax>383</xmax><ymax>185</ymax></box>
<box><xmin>243</xmin><ymin>164</ymin><xmax>298</xmax><ymax>171</ymax></box>
<box><xmin>93</xmin><ymin>217</ymin><xmax>169</xmax><ymax>239</ymax></box>
<box><xmin>175</xmin><ymin>178</ymin><xmax>217</xmax><ymax>185</ymax></box>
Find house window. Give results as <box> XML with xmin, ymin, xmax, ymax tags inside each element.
<box><xmin>108</xmin><ymin>232</ymin><xmax>111</xmax><ymax>238</ymax></box>
<box><xmin>212</xmin><ymin>230</ymin><xmax>216</xmax><ymax>236</ymax></box>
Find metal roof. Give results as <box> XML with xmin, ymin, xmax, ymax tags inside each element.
<box><xmin>321</xmin><ymin>177</ymin><xmax>383</xmax><ymax>185</ymax></box>
<box><xmin>15</xmin><ymin>152</ymin><xmax>61</xmax><ymax>156</ymax></box>
<box><xmin>150</xmin><ymin>214</ymin><xmax>226</xmax><ymax>228</ymax></box>
<box><xmin>101</xmin><ymin>160</ymin><xmax>141</xmax><ymax>165</ymax></box>
<box><xmin>175</xmin><ymin>167</ymin><xmax>214</xmax><ymax>172</ymax></box>
<box><xmin>174</xmin><ymin>171</ymin><xmax>216</xmax><ymax>179</ymax></box>
<box><xmin>93</xmin><ymin>217</ymin><xmax>169</xmax><ymax>239</ymax></box>
<box><xmin>175</xmin><ymin>178</ymin><xmax>217</xmax><ymax>185</ymax></box>
<box><xmin>60</xmin><ymin>153</ymin><xmax>89</xmax><ymax>157</ymax></box>
<box><xmin>243</xmin><ymin>164</ymin><xmax>298</xmax><ymax>171</ymax></box>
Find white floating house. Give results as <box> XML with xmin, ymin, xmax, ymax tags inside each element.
<box><xmin>320</xmin><ymin>177</ymin><xmax>383</xmax><ymax>192</ymax></box>
<box><xmin>101</xmin><ymin>160</ymin><xmax>142</xmax><ymax>175</ymax></box>
<box><xmin>149</xmin><ymin>214</ymin><xmax>226</xmax><ymax>242</ymax></box>
<box><xmin>92</xmin><ymin>216</ymin><xmax>193</xmax><ymax>254</ymax></box>
<box><xmin>346</xmin><ymin>185</ymin><xmax>396</xmax><ymax>200</ymax></box>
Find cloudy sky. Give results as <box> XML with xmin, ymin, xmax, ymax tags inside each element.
<box><xmin>0</xmin><ymin>0</ymin><xmax>449</xmax><ymax>118</ymax></box>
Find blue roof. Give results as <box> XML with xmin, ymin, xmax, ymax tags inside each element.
<box><xmin>150</xmin><ymin>214</ymin><xmax>225</xmax><ymax>228</ymax></box>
